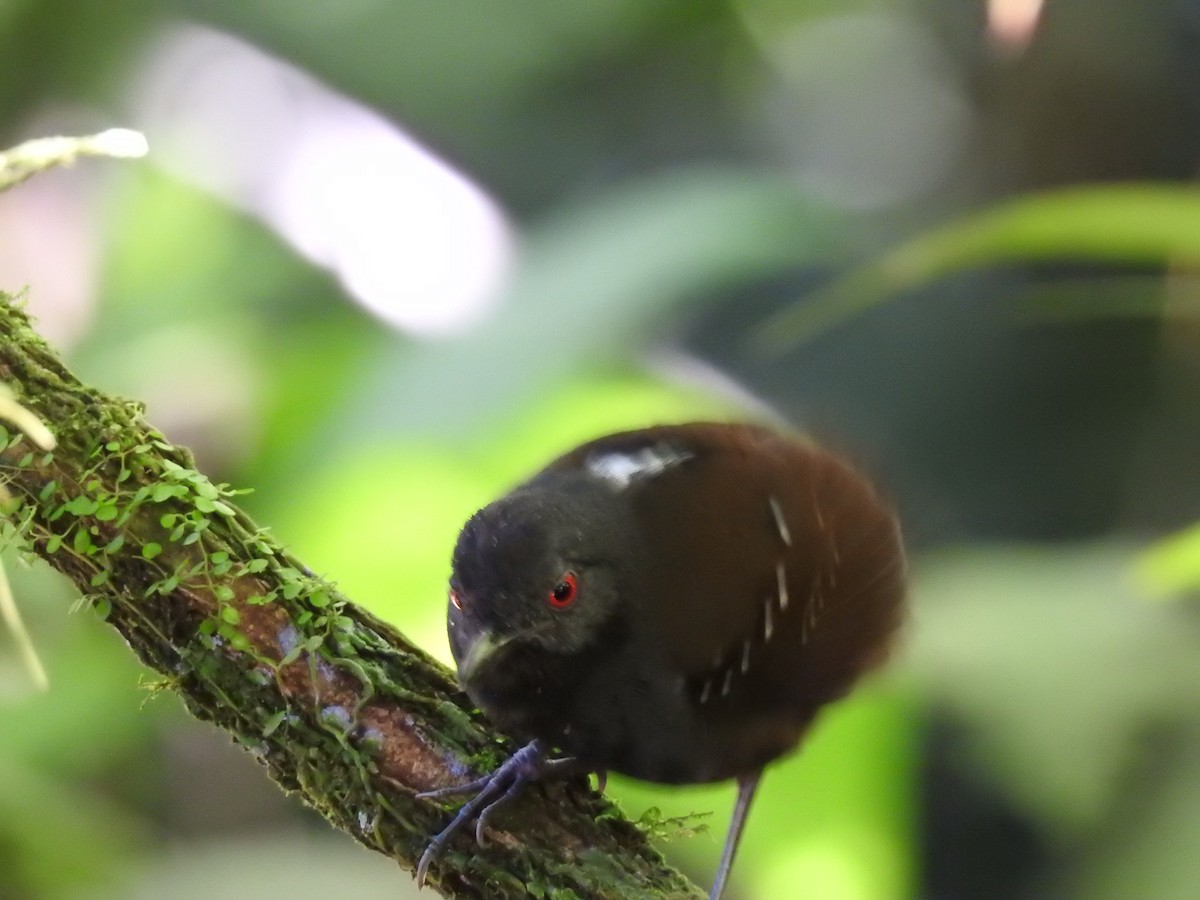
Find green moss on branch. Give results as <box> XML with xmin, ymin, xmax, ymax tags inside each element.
<box><xmin>0</xmin><ymin>294</ymin><xmax>703</xmax><ymax>900</ymax></box>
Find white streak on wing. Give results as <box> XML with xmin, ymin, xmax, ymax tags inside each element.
<box><xmin>585</xmin><ymin>444</ymin><xmax>691</xmax><ymax>490</ymax></box>
<box><xmin>769</xmin><ymin>495</ymin><xmax>791</xmax><ymax>546</ymax></box>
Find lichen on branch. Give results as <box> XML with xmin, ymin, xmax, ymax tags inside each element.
<box><xmin>0</xmin><ymin>294</ymin><xmax>703</xmax><ymax>900</ymax></box>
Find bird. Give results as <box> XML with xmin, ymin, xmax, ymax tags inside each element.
<box><xmin>415</xmin><ymin>421</ymin><xmax>907</xmax><ymax>898</ymax></box>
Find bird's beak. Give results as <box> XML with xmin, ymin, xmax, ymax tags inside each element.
<box><xmin>457</xmin><ymin>629</ymin><xmax>512</xmax><ymax>686</ymax></box>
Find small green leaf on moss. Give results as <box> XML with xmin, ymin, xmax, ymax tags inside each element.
<box><xmin>38</xmin><ymin>480</ymin><xmax>57</xmax><ymax>501</ymax></box>
<box><xmin>45</xmin><ymin>534</ymin><xmax>62</xmax><ymax>553</ymax></box>
<box><xmin>221</xmin><ymin>604</ymin><xmax>240</xmax><ymax>624</ymax></box>
<box><xmin>263</xmin><ymin>710</ymin><xmax>288</xmax><ymax>737</ymax></box>
<box><xmin>279</xmin><ymin>645</ymin><xmax>304</xmax><ymax>667</ymax></box>
<box><xmin>94</xmin><ymin>597</ymin><xmax>112</xmax><ymax>620</ymax></box>
<box><xmin>142</xmin><ymin>542</ymin><xmax>162</xmax><ymax>560</ymax></box>
<box><xmin>95</xmin><ymin>503</ymin><xmax>118</xmax><ymax>521</ymax></box>
<box><xmin>105</xmin><ymin>535</ymin><xmax>125</xmax><ymax>554</ymax></box>
<box><xmin>151</xmin><ymin>484</ymin><xmax>180</xmax><ymax>502</ymax></box>
<box><xmin>90</xmin><ymin>570</ymin><xmax>110</xmax><ymax>587</ymax></box>
<box><xmin>72</xmin><ymin>527</ymin><xmax>93</xmax><ymax>554</ymax></box>
<box><xmin>65</xmin><ymin>496</ymin><xmax>99</xmax><ymax>515</ymax></box>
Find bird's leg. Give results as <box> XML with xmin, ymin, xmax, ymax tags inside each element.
<box><xmin>709</xmin><ymin>770</ymin><xmax>762</xmax><ymax>900</ymax></box>
<box><xmin>414</xmin><ymin>739</ymin><xmax>601</xmax><ymax>887</ymax></box>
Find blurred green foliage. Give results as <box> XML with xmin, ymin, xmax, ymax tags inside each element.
<box><xmin>759</xmin><ymin>185</ymin><xmax>1200</xmax><ymax>349</ymax></box>
<box><xmin>1139</xmin><ymin>524</ymin><xmax>1200</xmax><ymax>598</ymax></box>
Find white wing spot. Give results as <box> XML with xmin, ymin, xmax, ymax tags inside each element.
<box><xmin>776</xmin><ymin>562</ymin><xmax>789</xmax><ymax>611</ymax></box>
<box><xmin>720</xmin><ymin>668</ymin><xmax>733</xmax><ymax>697</ymax></box>
<box><xmin>585</xmin><ymin>444</ymin><xmax>691</xmax><ymax>490</ymax></box>
<box><xmin>763</xmin><ymin>598</ymin><xmax>774</xmax><ymax>641</ymax></box>
<box><xmin>741</xmin><ymin>640</ymin><xmax>751</xmax><ymax>674</ymax></box>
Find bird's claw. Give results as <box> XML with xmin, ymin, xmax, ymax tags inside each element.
<box><xmin>414</xmin><ymin>740</ymin><xmax>548</xmax><ymax>888</ymax></box>
<box><xmin>413</xmin><ymin>741</ymin><xmax>607</xmax><ymax>888</ymax></box>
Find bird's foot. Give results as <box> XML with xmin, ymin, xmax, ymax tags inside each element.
<box><xmin>414</xmin><ymin>739</ymin><xmax>600</xmax><ymax>887</ymax></box>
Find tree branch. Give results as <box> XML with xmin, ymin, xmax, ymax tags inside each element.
<box><xmin>0</xmin><ymin>294</ymin><xmax>704</xmax><ymax>899</ymax></box>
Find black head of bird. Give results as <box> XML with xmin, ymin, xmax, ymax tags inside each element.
<box><xmin>417</xmin><ymin>422</ymin><xmax>907</xmax><ymax>898</ymax></box>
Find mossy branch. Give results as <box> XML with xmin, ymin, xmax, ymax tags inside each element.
<box><xmin>0</xmin><ymin>294</ymin><xmax>704</xmax><ymax>900</ymax></box>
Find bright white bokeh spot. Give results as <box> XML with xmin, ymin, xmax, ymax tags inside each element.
<box><xmin>988</xmin><ymin>0</ymin><xmax>1046</xmax><ymax>51</ymax></box>
<box><xmin>132</xmin><ymin>25</ymin><xmax>512</xmax><ymax>337</ymax></box>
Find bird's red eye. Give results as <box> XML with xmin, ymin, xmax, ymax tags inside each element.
<box><xmin>548</xmin><ymin>571</ymin><xmax>578</xmax><ymax>609</ymax></box>
<box><xmin>449</xmin><ymin>589</ymin><xmax>462</xmax><ymax>611</ymax></box>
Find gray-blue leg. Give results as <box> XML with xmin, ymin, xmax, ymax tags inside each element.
<box><xmin>710</xmin><ymin>771</ymin><xmax>762</xmax><ymax>900</ymax></box>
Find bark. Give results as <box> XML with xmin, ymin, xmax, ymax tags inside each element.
<box><xmin>0</xmin><ymin>294</ymin><xmax>704</xmax><ymax>900</ymax></box>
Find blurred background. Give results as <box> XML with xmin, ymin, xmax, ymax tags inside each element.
<box><xmin>1</xmin><ymin>1</ymin><xmax>1199</xmax><ymax>898</ymax></box>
